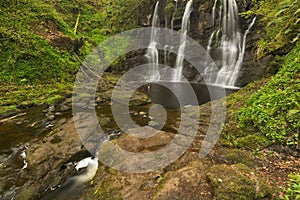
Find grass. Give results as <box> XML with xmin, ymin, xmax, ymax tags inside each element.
<box><xmin>0</xmin><ymin>0</ymin><xmax>150</xmax><ymax>114</ymax></box>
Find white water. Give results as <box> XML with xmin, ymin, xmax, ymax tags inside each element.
<box><xmin>145</xmin><ymin>1</ymin><xmax>160</xmax><ymax>81</ymax></box>
<box><xmin>172</xmin><ymin>0</ymin><xmax>193</xmax><ymax>82</ymax></box>
<box><xmin>205</xmin><ymin>0</ymin><xmax>255</xmax><ymax>87</ymax></box>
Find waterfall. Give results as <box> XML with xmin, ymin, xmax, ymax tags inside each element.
<box><xmin>205</xmin><ymin>0</ymin><xmax>255</xmax><ymax>87</ymax></box>
<box><xmin>172</xmin><ymin>0</ymin><xmax>193</xmax><ymax>82</ymax></box>
<box><xmin>227</xmin><ymin>17</ymin><xmax>256</xmax><ymax>85</ymax></box>
<box><xmin>145</xmin><ymin>1</ymin><xmax>160</xmax><ymax>81</ymax></box>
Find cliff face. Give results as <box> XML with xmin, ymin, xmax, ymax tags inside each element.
<box><xmin>144</xmin><ymin>0</ymin><xmax>274</xmax><ymax>87</ymax></box>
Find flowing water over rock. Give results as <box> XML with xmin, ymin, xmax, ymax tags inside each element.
<box><xmin>172</xmin><ymin>0</ymin><xmax>193</xmax><ymax>82</ymax></box>
<box><xmin>145</xmin><ymin>1</ymin><xmax>160</xmax><ymax>81</ymax></box>
<box><xmin>145</xmin><ymin>0</ymin><xmax>194</xmax><ymax>82</ymax></box>
<box><xmin>204</xmin><ymin>0</ymin><xmax>256</xmax><ymax>87</ymax></box>
<box><xmin>0</xmin><ymin>106</ymin><xmax>58</xmax><ymax>199</ymax></box>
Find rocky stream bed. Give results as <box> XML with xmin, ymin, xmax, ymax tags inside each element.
<box><xmin>0</xmin><ymin>73</ymin><xmax>299</xmax><ymax>200</ymax></box>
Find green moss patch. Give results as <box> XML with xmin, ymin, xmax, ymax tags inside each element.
<box><xmin>207</xmin><ymin>163</ymin><xmax>271</xmax><ymax>200</ymax></box>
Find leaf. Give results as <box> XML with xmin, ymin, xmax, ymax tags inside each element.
<box><xmin>275</xmin><ymin>8</ymin><xmax>289</xmax><ymax>17</ymax></box>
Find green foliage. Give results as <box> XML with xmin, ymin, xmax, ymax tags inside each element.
<box><xmin>238</xmin><ymin>41</ymin><xmax>300</xmax><ymax>145</ymax></box>
<box><xmin>284</xmin><ymin>173</ymin><xmax>300</xmax><ymax>200</ymax></box>
<box><xmin>0</xmin><ymin>0</ymin><xmax>77</xmax><ymax>84</ymax></box>
<box><xmin>0</xmin><ymin>0</ymin><xmax>150</xmax><ymax>113</ymax></box>
<box><xmin>241</xmin><ymin>0</ymin><xmax>300</xmax><ymax>58</ymax></box>
<box><xmin>0</xmin><ymin>83</ymin><xmax>72</xmax><ymax>113</ymax></box>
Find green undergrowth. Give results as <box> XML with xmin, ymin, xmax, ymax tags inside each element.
<box><xmin>284</xmin><ymin>173</ymin><xmax>300</xmax><ymax>200</ymax></box>
<box><xmin>221</xmin><ymin>79</ymin><xmax>273</xmax><ymax>150</ymax></box>
<box><xmin>242</xmin><ymin>0</ymin><xmax>300</xmax><ymax>58</ymax></box>
<box><xmin>0</xmin><ymin>0</ymin><xmax>149</xmax><ymax>114</ymax></box>
<box><xmin>238</xmin><ymin>41</ymin><xmax>300</xmax><ymax>146</ymax></box>
<box><xmin>0</xmin><ymin>83</ymin><xmax>73</xmax><ymax>114</ymax></box>
<box><xmin>222</xmin><ymin>42</ymin><xmax>299</xmax><ymax>149</ymax></box>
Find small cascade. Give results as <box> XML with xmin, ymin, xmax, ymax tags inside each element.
<box><xmin>172</xmin><ymin>0</ymin><xmax>193</xmax><ymax>82</ymax></box>
<box><xmin>205</xmin><ymin>0</ymin><xmax>255</xmax><ymax>87</ymax></box>
<box><xmin>145</xmin><ymin>1</ymin><xmax>160</xmax><ymax>81</ymax></box>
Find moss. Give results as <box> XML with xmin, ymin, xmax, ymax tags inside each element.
<box><xmin>91</xmin><ymin>180</ymin><xmax>122</xmax><ymax>200</ymax></box>
<box><xmin>235</xmin><ymin>133</ymin><xmax>273</xmax><ymax>150</ymax></box>
<box><xmin>85</xmin><ymin>171</ymin><xmax>122</xmax><ymax>200</ymax></box>
<box><xmin>198</xmin><ymin>1</ymin><xmax>210</xmax><ymax>13</ymax></box>
<box><xmin>207</xmin><ymin>163</ymin><xmax>271</xmax><ymax>200</ymax></box>
<box><xmin>165</xmin><ymin>0</ymin><xmax>175</xmax><ymax>19</ymax></box>
<box><xmin>241</xmin><ymin>0</ymin><xmax>300</xmax><ymax>58</ymax></box>
<box><xmin>50</xmin><ymin>135</ymin><xmax>63</xmax><ymax>144</ymax></box>
<box><xmin>0</xmin><ymin>0</ymin><xmax>150</xmax><ymax>114</ymax></box>
<box><xmin>0</xmin><ymin>83</ymin><xmax>72</xmax><ymax>114</ymax></box>
<box><xmin>14</xmin><ymin>187</ymin><xmax>36</xmax><ymax>200</ymax></box>
<box><xmin>238</xmin><ymin>41</ymin><xmax>300</xmax><ymax>146</ymax></box>
<box><xmin>223</xmin><ymin>149</ymin><xmax>255</xmax><ymax>167</ymax></box>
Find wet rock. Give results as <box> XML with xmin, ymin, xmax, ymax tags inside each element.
<box><xmin>99</xmin><ymin>117</ymin><xmax>111</xmax><ymax>126</ymax></box>
<box><xmin>42</xmin><ymin>109</ymin><xmax>49</xmax><ymax>113</ymax></box>
<box><xmin>148</xmin><ymin>120</ymin><xmax>160</xmax><ymax>128</ymax></box>
<box><xmin>153</xmin><ymin>163</ymin><xmax>209</xmax><ymax>200</ymax></box>
<box><xmin>235</xmin><ymin>55</ymin><xmax>272</xmax><ymax>87</ymax></box>
<box><xmin>14</xmin><ymin>119</ymin><xmax>83</xmax><ymax>200</ymax></box>
<box><xmin>57</xmin><ymin>118</ymin><xmax>67</xmax><ymax>126</ymax></box>
<box><xmin>16</xmin><ymin>121</ymin><xmax>23</xmax><ymax>125</ymax></box>
<box><xmin>139</xmin><ymin>111</ymin><xmax>147</xmax><ymax>115</ymax></box>
<box><xmin>95</xmin><ymin>97</ymin><xmax>102</xmax><ymax>103</ymax></box>
<box><xmin>60</xmin><ymin>104</ymin><xmax>71</xmax><ymax>112</ymax></box>
<box><xmin>50</xmin><ymin>135</ymin><xmax>63</xmax><ymax>144</ymax></box>
<box><xmin>54</xmin><ymin>112</ymin><xmax>62</xmax><ymax>116</ymax></box>
<box><xmin>63</xmin><ymin>98</ymin><xmax>72</xmax><ymax>104</ymax></box>
<box><xmin>212</xmin><ymin>148</ymin><xmax>256</xmax><ymax>167</ymax></box>
<box><xmin>48</xmin><ymin>105</ymin><xmax>55</xmax><ymax>112</ymax></box>
<box><xmin>45</xmin><ymin>114</ymin><xmax>55</xmax><ymax>121</ymax></box>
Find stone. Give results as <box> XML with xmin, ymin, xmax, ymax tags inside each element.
<box><xmin>60</xmin><ymin>104</ymin><xmax>71</xmax><ymax>112</ymax></box>
<box><xmin>46</xmin><ymin>114</ymin><xmax>55</xmax><ymax>121</ymax></box>
<box><xmin>139</xmin><ymin>111</ymin><xmax>146</xmax><ymax>115</ymax></box>
<box><xmin>206</xmin><ymin>163</ymin><xmax>271</xmax><ymax>199</ymax></box>
<box><xmin>54</xmin><ymin>112</ymin><xmax>63</xmax><ymax>116</ymax></box>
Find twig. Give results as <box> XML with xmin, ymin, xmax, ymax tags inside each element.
<box><xmin>0</xmin><ymin>112</ymin><xmax>26</xmax><ymax>124</ymax></box>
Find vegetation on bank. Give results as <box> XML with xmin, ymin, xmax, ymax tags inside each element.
<box><xmin>222</xmin><ymin>0</ymin><xmax>299</xmax><ymax>149</ymax></box>
<box><xmin>242</xmin><ymin>0</ymin><xmax>300</xmax><ymax>58</ymax></box>
<box><xmin>285</xmin><ymin>173</ymin><xmax>300</xmax><ymax>200</ymax></box>
<box><xmin>0</xmin><ymin>0</ymin><xmax>147</xmax><ymax>114</ymax></box>
<box><xmin>224</xmin><ymin>0</ymin><xmax>300</xmax><ymax>195</ymax></box>
<box><xmin>238</xmin><ymin>41</ymin><xmax>300</xmax><ymax>146</ymax></box>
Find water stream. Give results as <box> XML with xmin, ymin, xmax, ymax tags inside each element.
<box><xmin>0</xmin><ymin>101</ymin><xmax>181</xmax><ymax>199</ymax></box>
<box><xmin>204</xmin><ymin>0</ymin><xmax>256</xmax><ymax>87</ymax></box>
<box><xmin>172</xmin><ymin>0</ymin><xmax>193</xmax><ymax>82</ymax></box>
<box><xmin>145</xmin><ymin>0</ymin><xmax>194</xmax><ymax>82</ymax></box>
<box><xmin>0</xmin><ymin>106</ymin><xmax>58</xmax><ymax>199</ymax></box>
<box><xmin>145</xmin><ymin>1</ymin><xmax>160</xmax><ymax>81</ymax></box>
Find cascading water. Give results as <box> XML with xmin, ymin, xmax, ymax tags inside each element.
<box><xmin>205</xmin><ymin>0</ymin><xmax>255</xmax><ymax>87</ymax></box>
<box><xmin>145</xmin><ymin>1</ymin><xmax>160</xmax><ymax>81</ymax></box>
<box><xmin>172</xmin><ymin>0</ymin><xmax>193</xmax><ymax>82</ymax></box>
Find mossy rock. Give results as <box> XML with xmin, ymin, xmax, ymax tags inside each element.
<box><xmin>89</xmin><ymin>180</ymin><xmax>122</xmax><ymax>200</ymax></box>
<box><xmin>235</xmin><ymin>133</ymin><xmax>273</xmax><ymax>150</ymax></box>
<box><xmin>165</xmin><ymin>0</ymin><xmax>175</xmax><ymax>18</ymax></box>
<box><xmin>206</xmin><ymin>163</ymin><xmax>271</xmax><ymax>200</ymax></box>
<box><xmin>223</xmin><ymin>149</ymin><xmax>255</xmax><ymax>167</ymax></box>
<box><xmin>14</xmin><ymin>186</ymin><xmax>37</xmax><ymax>200</ymax></box>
